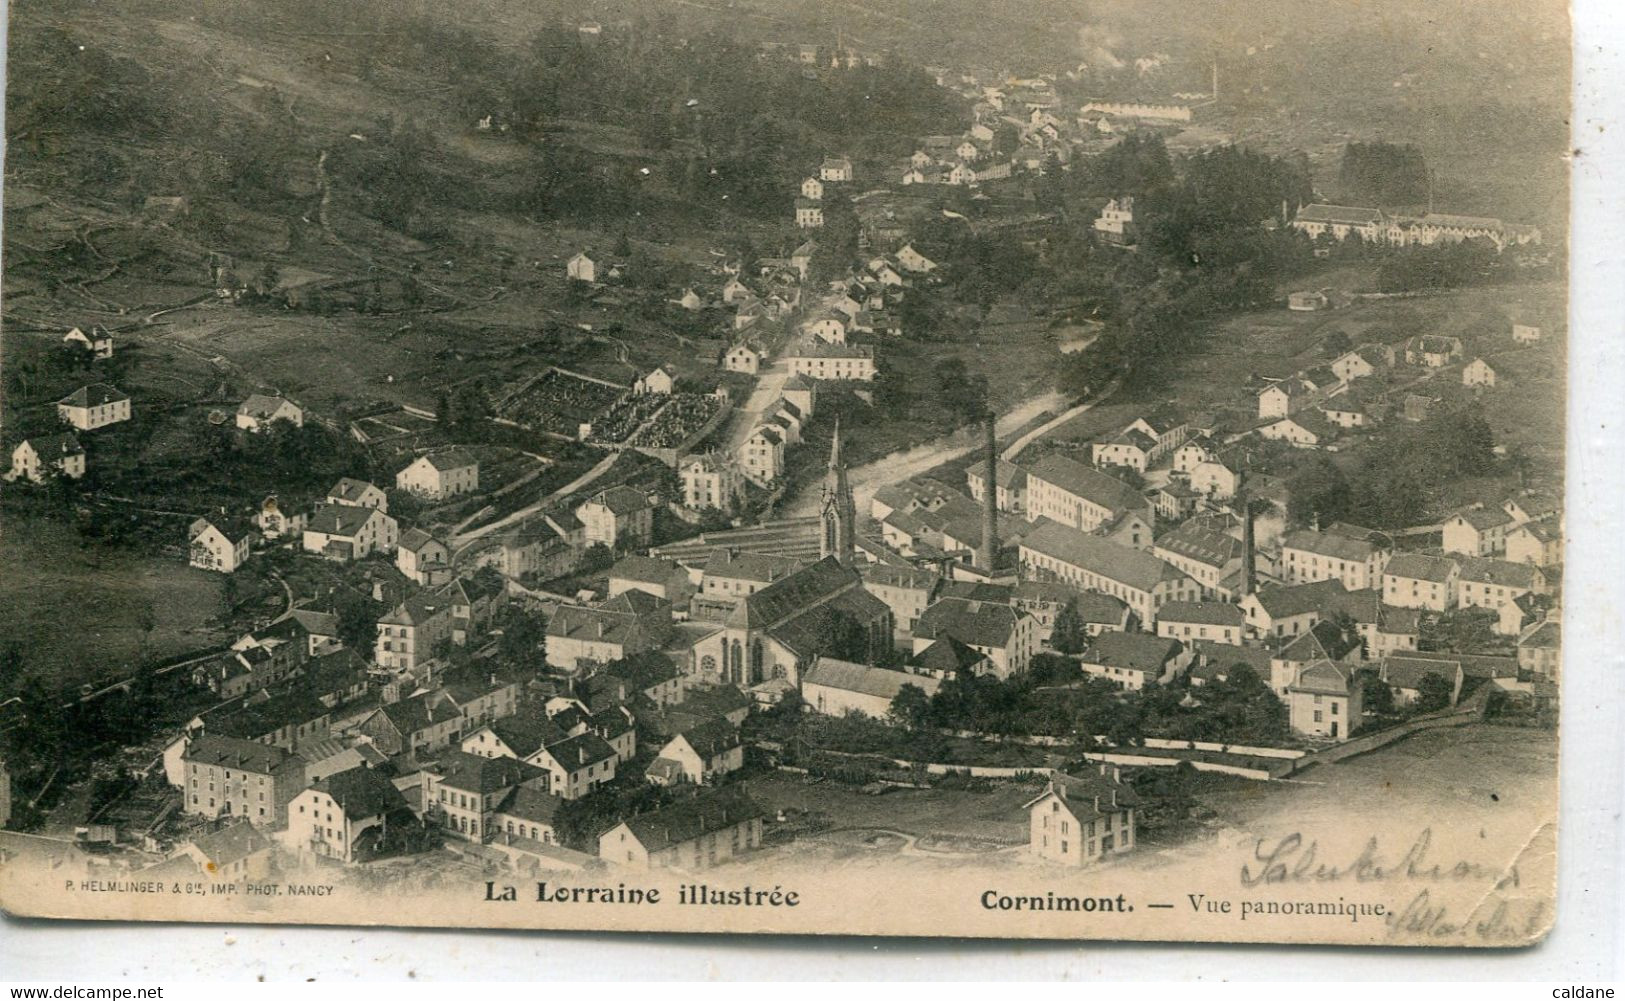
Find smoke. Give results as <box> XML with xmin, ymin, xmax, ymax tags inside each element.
<box><xmin>1077</xmin><ymin>24</ymin><xmax>1124</xmax><ymax>69</ymax></box>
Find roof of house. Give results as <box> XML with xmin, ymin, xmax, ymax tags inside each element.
<box><xmin>1384</xmin><ymin>553</ymin><xmax>1459</xmax><ymax>583</ymax></box>
<box><xmin>17</xmin><ymin>432</ymin><xmax>84</xmax><ymax>459</ymax></box>
<box><xmin>805</xmin><ymin>657</ymin><xmax>942</xmax><ymax>700</ymax></box>
<box><xmin>184</xmin><ymin>823</ymin><xmax>272</xmax><ymax>867</ymax></box>
<box><xmin>209</xmin><ymin>691</ymin><xmax>330</xmax><ymax>741</ymax></box>
<box><xmin>966</xmin><ymin>457</ymin><xmax>1028</xmax><ymax>490</ymax></box>
<box><xmin>1024</xmin><ymin>454</ymin><xmax>1144</xmax><ymax>515</ymax></box>
<box><xmin>913</xmin><ymin>597</ymin><xmax>1024</xmax><ymax>648</ymax></box>
<box><xmin>481</xmin><ymin>715</ymin><xmax>569</xmax><ymax>759</ymax></box>
<box><xmin>787</xmin><ymin>340</ymin><xmax>875</xmax><ymax>360</ymax></box>
<box><xmin>604</xmin><ymin>651</ymin><xmax>681</xmax><ymax>692</ymax></box>
<box><xmin>1193</xmin><ymin>640</ymin><xmax>1273</xmax><ymax>677</ymax></box>
<box><xmin>1020</xmin><ymin>519</ymin><xmax>1189</xmax><ymax>593</ymax></box>
<box><xmin>1249</xmin><ymin>579</ymin><xmax>1350</xmax><ymax>620</ymax></box>
<box><xmin>1289</xmin><ymin>659</ymin><xmax>1355</xmax><ymax>696</ymax></box>
<box><xmin>704</xmin><ymin>549</ymin><xmax>806</xmax><ymax>585</ymax></box>
<box><xmin>543</xmin><ymin>731</ymin><xmax>618</xmax><ymax>771</ymax></box>
<box><xmin>1519</xmin><ymin>619</ymin><xmax>1561</xmax><ymax>650</ymax></box>
<box><xmin>609</xmin><ymin>555</ymin><xmax>681</xmax><ymax>586</ymax></box>
<box><xmin>1380</xmin><ymin>656</ymin><xmax>1462</xmax><ymax>691</ymax></box>
<box><xmin>435</xmin><ymin>749</ymin><xmax>548</xmax><ymax>794</ymax></box>
<box><xmin>1452</xmin><ymin>507</ymin><xmax>1516</xmax><ymax>531</ymax></box>
<box><xmin>584</xmin><ymin>485</ymin><xmax>652</xmax><ymax>516</ymax></box>
<box><xmin>1157</xmin><ymin>601</ymin><xmax>1244</xmax><ymax>628</ymax></box>
<box><xmin>1154</xmin><ymin>524</ymin><xmax>1244</xmax><ymax>570</ymax></box>
<box><xmin>494</xmin><ymin>784</ymin><xmax>564</xmax><ymax>826</ymax></box>
<box><xmin>379</xmin><ymin>692</ymin><xmax>459</xmax><ymax>735</ymax></box>
<box><xmin>183</xmin><ymin>734</ymin><xmax>298</xmax><ymax>774</ymax></box>
<box><xmin>861</xmin><ymin>563</ymin><xmax>941</xmax><ymax>591</ymax></box>
<box><xmin>58</xmin><ymin>383</ymin><xmax>128</xmax><ymax>408</ymax></box>
<box><xmin>1031</xmin><ymin>768</ymin><xmax>1138</xmax><ymax>820</ymax></box>
<box><xmin>238</xmin><ymin>394</ymin><xmax>296</xmax><ymax>419</ymax></box>
<box><xmin>670</xmin><ymin>718</ymin><xmax>743</xmax><ymax>757</ymax></box>
<box><xmin>1509</xmin><ymin>520</ymin><xmax>1561</xmax><ymax>544</ymax></box>
<box><xmin>312</xmin><ymin>764</ymin><xmax>407</xmax><ymax>818</ymax></box>
<box><xmin>1082</xmin><ymin>631</ymin><xmax>1182</xmax><ymax>674</ymax></box>
<box><xmin>306</xmin><ymin>503</ymin><xmax>382</xmax><ymax>537</ymax></box>
<box><xmin>547</xmin><ymin>605</ymin><xmax>651</xmax><ymax>647</ymax></box>
<box><xmin>907</xmin><ymin>637</ymin><xmax>989</xmax><ymax>676</ymax></box>
<box><xmin>397</xmin><ymin>527</ymin><xmax>444</xmax><ymax>555</ymax></box>
<box><xmin>1281</xmin><ymin>529</ymin><xmax>1385</xmax><ymax>563</ymax></box>
<box><xmin>618</xmin><ymin>787</ymin><xmax>767</xmax><ymax>849</ymax></box>
<box><xmin>1457</xmin><ymin>557</ymin><xmax>1543</xmax><ymax>590</ymax></box>
<box><xmin>1295</xmin><ymin>203</ymin><xmax>1384</xmax><ymax>226</ymax></box>
<box><xmin>420</xmin><ymin>449</ymin><xmax>478</xmax><ymax>472</ymax></box>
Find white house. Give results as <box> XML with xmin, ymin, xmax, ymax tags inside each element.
<box><xmin>327</xmin><ymin>477</ymin><xmax>388</xmax><ymax>512</ymax></box>
<box><xmin>800</xmin><ymin>176</ymin><xmax>824</xmax><ymax>200</ymax></box>
<box><xmin>57</xmin><ymin>383</ymin><xmax>131</xmax><ymax>431</ymax></box>
<box><xmin>235</xmin><ymin>394</ymin><xmax>304</xmax><ymax>433</ymax></box>
<box><xmin>1505</xmin><ymin>520</ymin><xmax>1562</xmax><ymax>567</ymax></box>
<box><xmin>634</xmin><ymin>367</ymin><xmax>675</xmax><ymax>395</ymax></box>
<box><xmin>795</xmin><ymin>198</ymin><xmax>825</xmax><ymax>229</ymax></box>
<box><xmin>189</xmin><ymin>517</ymin><xmax>254</xmax><ymax>573</ymax></box>
<box><xmin>280</xmin><ymin>765</ymin><xmax>406</xmax><ymax>863</ymax></box>
<box><xmin>396</xmin><ymin>450</ymin><xmax>480</xmax><ymax>501</ymax></box>
<box><xmin>1463</xmin><ymin>358</ymin><xmax>1497</xmax><ymax>388</ymax></box>
<box><xmin>1381</xmin><ymin>553</ymin><xmax>1460</xmax><ymax>611</ymax></box>
<box><xmin>723</xmin><ymin>343</ymin><xmax>761</xmax><ymax>375</ymax></box>
<box><xmin>575</xmin><ymin>486</ymin><xmax>655</xmax><ymax>549</ymax></box>
<box><xmin>567</xmin><ymin>252</ymin><xmax>597</xmax><ymax>283</ymax></box>
<box><xmin>1512</xmin><ymin>324</ymin><xmax>1542</xmax><ymax>345</ymax></box>
<box><xmin>1189</xmin><ymin>460</ymin><xmax>1238</xmax><ymax>500</ymax></box>
<box><xmin>896</xmin><ymin>244</ymin><xmax>937</xmax><ymax>274</ymax></box>
<box><xmin>1442</xmin><ymin>507</ymin><xmax>1515</xmax><ymax>557</ymax></box>
<box><xmin>1093</xmin><ymin>196</ymin><xmax>1134</xmax><ymax>241</ymax></box>
<box><xmin>785</xmin><ymin>342</ymin><xmax>877</xmax><ymax>382</ymax></box>
<box><xmin>647</xmin><ymin>720</ymin><xmax>744</xmax><ymax>786</ymax></box>
<box><xmin>303</xmin><ymin>504</ymin><xmax>399</xmax><ymax>560</ymax></box>
<box><xmin>679</xmin><ymin>452</ymin><xmax>744</xmax><ymax>513</ymax></box>
<box><xmin>63</xmin><ymin>326</ymin><xmax>114</xmax><ymax>359</ymax></box>
<box><xmin>819</xmin><ymin>156</ymin><xmax>854</xmax><ymax>183</ymax></box>
<box><xmin>1025</xmin><ymin>767</ymin><xmax>1137</xmax><ymax>867</ymax></box>
<box><xmin>8</xmin><ymin>433</ymin><xmax>85</xmax><ymax>482</ymax></box>
<box><xmin>802</xmin><ymin>657</ymin><xmax>941</xmax><ymax>718</ymax></box>
<box><xmin>1078</xmin><ymin>632</ymin><xmax>1191</xmax><ymax>690</ymax></box>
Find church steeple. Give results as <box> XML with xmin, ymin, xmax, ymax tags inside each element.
<box><xmin>820</xmin><ymin>416</ymin><xmax>856</xmax><ymax>566</ymax></box>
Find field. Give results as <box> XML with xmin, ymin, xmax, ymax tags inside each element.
<box><xmin>0</xmin><ymin>517</ymin><xmax>229</xmax><ymax>692</ymax></box>
<box><xmin>744</xmin><ymin>773</ymin><xmax>1038</xmax><ymax>846</ymax></box>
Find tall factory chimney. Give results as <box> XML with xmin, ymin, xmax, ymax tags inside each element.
<box><xmin>979</xmin><ymin>413</ymin><xmax>998</xmax><ymax>574</ymax></box>
<box><xmin>1241</xmin><ymin>491</ymin><xmax>1257</xmax><ymax>597</ymax></box>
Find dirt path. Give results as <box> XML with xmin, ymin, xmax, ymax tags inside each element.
<box><xmin>450</xmin><ymin>450</ymin><xmax>619</xmax><ymax>554</ymax></box>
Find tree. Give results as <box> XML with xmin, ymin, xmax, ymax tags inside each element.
<box><xmin>1051</xmin><ymin>599</ymin><xmax>1088</xmax><ymax>656</ymax></box>
<box><xmin>335</xmin><ymin>591</ymin><xmax>380</xmax><ymax>653</ymax></box>
<box><xmin>1358</xmin><ymin>667</ymin><xmax>1395</xmax><ymax>717</ymax></box>
<box><xmin>1415</xmin><ymin>672</ymin><xmax>1456</xmax><ymax>714</ymax></box>
<box><xmin>1323</xmin><ymin>330</ymin><xmax>1353</xmax><ymax>357</ymax></box>
<box><xmin>888</xmin><ymin>683</ymin><xmax>932</xmax><ymax>731</ymax></box>
<box><xmin>494</xmin><ymin>604</ymin><xmax>548</xmax><ymax>666</ymax></box>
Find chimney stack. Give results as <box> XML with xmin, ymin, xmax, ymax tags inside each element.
<box><xmin>979</xmin><ymin>413</ymin><xmax>998</xmax><ymax>573</ymax></box>
<box><xmin>1242</xmin><ymin>492</ymin><xmax>1257</xmax><ymax>597</ymax></box>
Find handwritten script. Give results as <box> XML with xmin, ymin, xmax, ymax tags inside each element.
<box><xmin>1239</xmin><ymin>828</ymin><xmax>1517</xmax><ymax>889</ymax></box>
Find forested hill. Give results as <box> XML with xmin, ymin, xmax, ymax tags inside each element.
<box><xmin>4</xmin><ymin>0</ymin><xmax>962</xmax><ymax>272</ymax></box>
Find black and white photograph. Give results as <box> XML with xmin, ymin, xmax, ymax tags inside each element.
<box><xmin>0</xmin><ymin>0</ymin><xmax>1593</xmax><ymax>954</ymax></box>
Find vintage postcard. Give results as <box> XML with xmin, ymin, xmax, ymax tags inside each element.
<box><xmin>0</xmin><ymin>0</ymin><xmax>1568</xmax><ymax>947</ymax></box>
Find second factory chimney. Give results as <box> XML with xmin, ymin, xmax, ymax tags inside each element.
<box><xmin>979</xmin><ymin>412</ymin><xmax>998</xmax><ymax>573</ymax></box>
